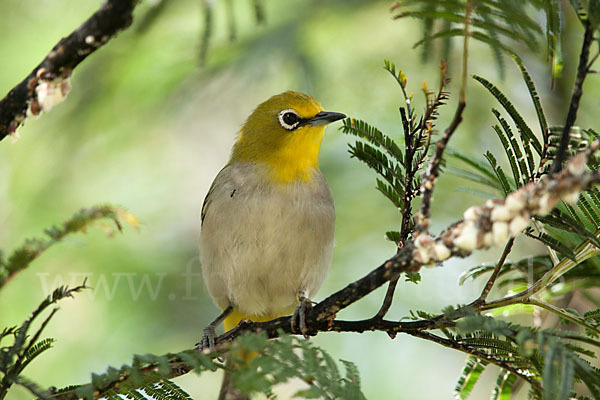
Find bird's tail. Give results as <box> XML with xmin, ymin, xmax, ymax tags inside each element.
<box><xmin>218</xmin><ymin>310</ymin><xmax>279</xmax><ymax>400</ymax></box>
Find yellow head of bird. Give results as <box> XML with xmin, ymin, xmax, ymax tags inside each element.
<box><xmin>230</xmin><ymin>91</ymin><xmax>345</xmax><ymax>183</ymax></box>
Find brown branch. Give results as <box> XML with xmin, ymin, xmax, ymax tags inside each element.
<box><xmin>375</xmin><ymin>106</ymin><xmax>416</xmax><ymax>319</ymax></box>
<box><xmin>413</xmin><ymin>100</ymin><xmax>466</xmax><ymax>234</ymax></box>
<box><xmin>376</xmin><ymin>62</ymin><xmax>450</xmax><ymax>319</ymax></box>
<box><xmin>471</xmin><ymin>237</ymin><xmax>515</xmax><ymax>306</ymax></box>
<box><xmin>550</xmin><ymin>20</ymin><xmax>595</xmax><ymax>173</ymax></box>
<box><xmin>413</xmin><ymin>1</ymin><xmax>473</xmax><ymax>235</ymax></box>
<box><xmin>0</xmin><ymin>0</ymin><xmax>139</xmax><ymax>141</ymax></box>
<box><xmin>375</xmin><ymin>279</ymin><xmax>400</xmax><ymax>319</ymax></box>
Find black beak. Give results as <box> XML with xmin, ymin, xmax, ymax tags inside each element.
<box><xmin>305</xmin><ymin>111</ymin><xmax>347</xmax><ymax>126</ymax></box>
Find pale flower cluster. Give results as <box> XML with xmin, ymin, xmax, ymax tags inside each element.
<box><xmin>413</xmin><ymin>151</ymin><xmax>592</xmax><ymax>266</ymax></box>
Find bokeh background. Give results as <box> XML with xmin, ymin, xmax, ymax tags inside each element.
<box><xmin>0</xmin><ymin>1</ymin><xmax>597</xmax><ymax>399</ymax></box>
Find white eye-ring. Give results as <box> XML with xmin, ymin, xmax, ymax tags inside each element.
<box><xmin>278</xmin><ymin>109</ymin><xmax>301</xmax><ymax>130</ymax></box>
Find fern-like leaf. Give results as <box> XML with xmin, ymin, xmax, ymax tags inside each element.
<box><xmin>455</xmin><ymin>356</ymin><xmax>487</xmax><ymax>399</ymax></box>
<box><xmin>474</xmin><ymin>75</ymin><xmax>542</xmax><ymax>155</ymax></box>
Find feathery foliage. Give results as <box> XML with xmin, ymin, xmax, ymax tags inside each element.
<box><xmin>53</xmin><ymin>333</ymin><xmax>364</xmax><ymax>400</ymax></box>
<box><xmin>341</xmin><ymin>60</ymin><xmax>449</xmax><ymax>245</ymax></box>
<box><xmin>0</xmin><ymin>205</ymin><xmax>138</xmax><ymax>290</ymax></box>
<box><xmin>449</xmin><ymin>314</ymin><xmax>600</xmax><ymax>399</ymax></box>
<box><xmin>0</xmin><ymin>206</ymin><xmax>136</xmax><ymax>399</ymax></box>
<box><xmin>452</xmin><ymin>56</ymin><xmax>600</xmax><ymax>263</ymax></box>
<box><xmin>0</xmin><ymin>283</ymin><xmax>87</xmax><ymax>399</ymax></box>
<box><xmin>391</xmin><ymin>0</ymin><xmax>568</xmax><ymax>77</ymax></box>
<box><xmin>445</xmin><ymin>25</ymin><xmax>600</xmax><ymax>399</ymax></box>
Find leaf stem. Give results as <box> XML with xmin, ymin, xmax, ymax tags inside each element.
<box><xmin>472</xmin><ymin>238</ymin><xmax>514</xmax><ymax>304</ymax></box>
<box><xmin>480</xmin><ymin>238</ymin><xmax>600</xmax><ymax>311</ymax></box>
<box><xmin>525</xmin><ymin>298</ymin><xmax>600</xmax><ymax>337</ymax></box>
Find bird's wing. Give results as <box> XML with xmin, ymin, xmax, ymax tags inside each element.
<box><xmin>201</xmin><ymin>166</ymin><xmax>229</xmax><ymax>226</ymax></box>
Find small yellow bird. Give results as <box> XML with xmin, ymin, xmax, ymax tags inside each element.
<box><xmin>199</xmin><ymin>91</ymin><xmax>344</xmax><ymax>396</ymax></box>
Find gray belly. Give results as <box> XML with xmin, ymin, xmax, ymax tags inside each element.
<box><xmin>200</xmin><ymin>163</ymin><xmax>335</xmax><ymax>316</ymax></box>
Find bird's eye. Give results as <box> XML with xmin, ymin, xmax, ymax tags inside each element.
<box><xmin>278</xmin><ymin>109</ymin><xmax>300</xmax><ymax>130</ymax></box>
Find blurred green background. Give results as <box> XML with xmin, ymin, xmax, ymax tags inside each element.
<box><xmin>1</xmin><ymin>1</ymin><xmax>598</xmax><ymax>399</ymax></box>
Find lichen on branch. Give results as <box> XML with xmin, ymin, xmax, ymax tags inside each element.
<box><xmin>0</xmin><ymin>0</ymin><xmax>139</xmax><ymax>141</ymax></box>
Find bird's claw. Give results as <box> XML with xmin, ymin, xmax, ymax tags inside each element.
<box><xmin>291</xmin><ymin>296</ymin><xmax>313</xmax><ymax>337</ymax></box>
<box><xmin>199</xmin><ymin>325</ymin><xmax>217</xmax><ymax>349</ymax></box>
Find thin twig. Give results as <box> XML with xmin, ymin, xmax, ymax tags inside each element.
<box><xmin>471</xmin><ymin>238</ymin><xmax>515</xmax><ymax>305</ymax></box>
<box><xmin>198</xmin><ymin>0</ymin><xmax>214</xmax><ymax>66</ymax></box>
<box><xmin>413</xmin><ymin>2</ymin><xmax>472</xmax><ymax>235</ymax></box>
<box><xmin>480</xmin><ymin>237</ymin><xmax>600</xmax><ymax>311</ymax></box>
<box><xmin>414</xmin><ymin>100</ymin><xmax>466</xmax><ymax>234</ymax></box>
<box><xmin>375</xmin><ymin>104</ymin><xmax>416</xmax><ymax>320</ymax></box>
<box><xmin>375</xmin><ymin>279</ymin><xmax>399</xmax><ymax>319</ymax></box>
<box><xmin>550</xmin><ymin>20</ymin><xmax>595</xmax><ymax>173</ymax></box>
<box><xmin>0</xmin><ymin>0</ymin><xmax>139</xmax><ymax>141</ymax></box>
<box><xmin>525</xmin><ymin>298</ymin><xmax>600</xmax><ymax>337</ymax></box>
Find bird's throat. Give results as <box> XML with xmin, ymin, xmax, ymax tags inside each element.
<box><xmin>264</xmin><ymin>145</ymin><xmax>321</xmax><ymax>183</ymax></box>
<box><xmin>233</xmin><ymin>129</ymin><xmax>324</xmax><ymax>184</ymax></box>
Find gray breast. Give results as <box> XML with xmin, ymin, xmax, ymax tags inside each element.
<box><xmin>200</xmin><ymin>162</ymin><xmax>335</xmax><ymax>316</ymax></box>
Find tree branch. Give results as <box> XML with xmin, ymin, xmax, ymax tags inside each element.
<box><xmin>413</xmin><ymin>100</ymin><xmax>466</xmax><ymax>234</ymax></box>
<box><xmin>0</xmin><ymin>0</ymin><xmax>139</xmax><ymax>141</ymax></box>
<box><xmin>471</xmin><ymin>238</ymin><xmax>514</xmax><ymax>305</ymax></box>
<box><xmin>376</xmin><ymin>61</ymin><xmax>450</xmax><ymax>319</ymax></box>
<box><xmin>550</xmin><ymin>20</ymin><xmax>595</xmax><ymax>173</ymax></box>
<box><xmin>413</xmin><ymin>1</ymin><xmax>473</xmax><ymax>235</ymax></box>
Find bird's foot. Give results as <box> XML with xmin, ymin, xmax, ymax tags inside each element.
<box><xmin>291</xmin><ymin>295</ymin><xmax>314</xmax><ymax>337</ymax></box>
<box><xmin>199</xmin><ymin>325</ymin><xmax>217</xmax><ymax>349</ymax></box>
<box><xmin>197</xmin><ymin>305</ymin><xmax>234</xmax><ymax>350</ymax></box>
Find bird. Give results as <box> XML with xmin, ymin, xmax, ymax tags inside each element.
<box><xmin>199</xmin><ymin>91</ymin><xmax>345</xmax><ymax>398</ymax></box>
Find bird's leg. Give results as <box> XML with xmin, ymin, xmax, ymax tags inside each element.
<box><xmin>291</xmin><ymin>291</ymin><xmax>314</xmax><ymax>337</ymax></box>
<box><xmin>200</xmin><ymin>305</ymin><xmax>233</xmax><ymax>349</ymax></box>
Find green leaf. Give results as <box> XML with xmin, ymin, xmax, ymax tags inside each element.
<box><xmin>448</xmin><ymin>148</ymin><xmax>498</xmax><ymax>182</ymax></box>
<box><xmin>512</xmin><ymin>55</ymin><xmax>549</xmax><ymax>143</ymax></box>
<box><xmin>455</xmin><ymin>356</ymin><xmax>487</xmax><ymax>399</ymax></box>
<box><xmin>484</xmin><ymin>151</ymin><xmax>512</xmax><ymax>195</ymax></box>
<box><xmin>490</xmin><ymin>122</ymin><xmax>521</xmax><ymax>189</ymax></box>
<box><xmin>542</xmin><ymin>339</ymin><xmax>574</xmax><ymax>400</ymax></box>
<box><xmin>525</xmin><ymin>231</ymin><xmax>576</xmax><ymax>261</ymax></box>
<box><xmin>490</xmin><ymin>371</ymin><xmax>516</xmax><ymax>400</ymax></box>
<box><xmin>545</xmin><ymin>0</ymin><xmax>564</xmax><ymax>77</ymax></box>
<box><xmin>405</xmin><ymin>271</ymin><xmax>422</xmax><ymax>284</ymax></box>
<box><xmin>385</xmin><ymin>230</ymin><xmax>402</xmax><ymax>243</ymax></box>
<box><xmin>459</xmin><ymin>263</ymin><xmax>497</xmax><ymax>285</ymax></box>
<box><xmin>342</xmin><ymin>119</ymin><xmax>404</xmax><ymax>163</ymax></box>
<box><xmin>474</xmin><ymin>75</ymin><xmax>542</xmax><ymax>155</ymax></box>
